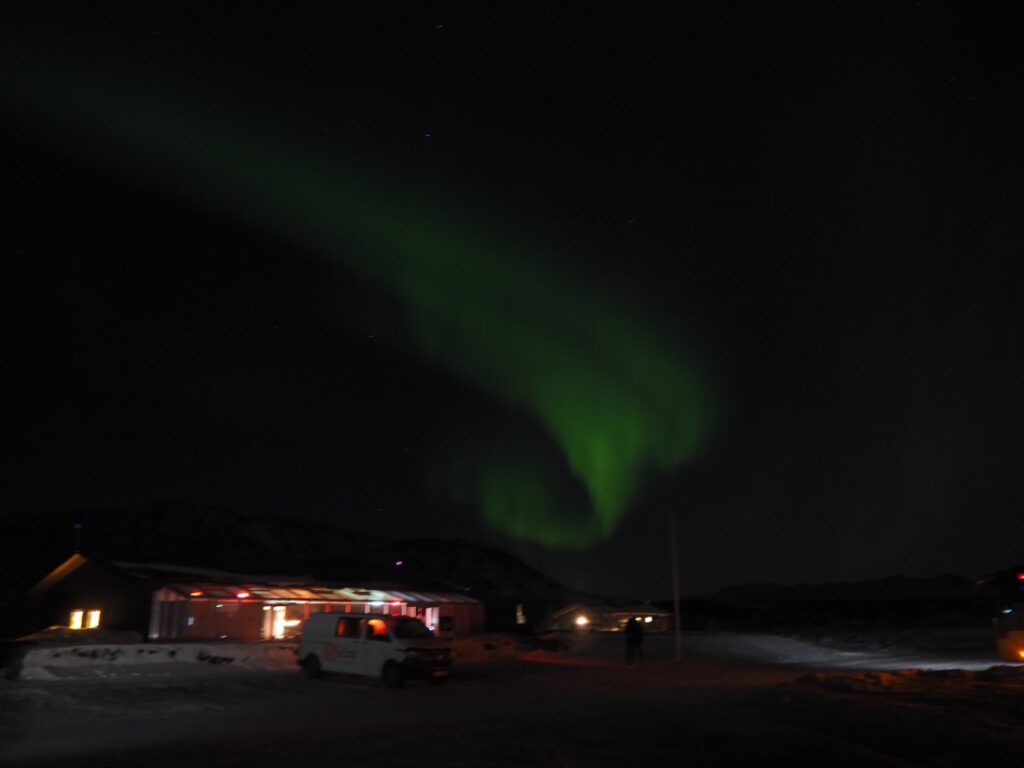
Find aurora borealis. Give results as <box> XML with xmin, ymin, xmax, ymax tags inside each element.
<box><xmin>5</xmin><ymin>4</ymin><xmax>1024</xmax><ymax>597</ymax></box>
<box><xmin>3</xmin><ymin>30</ymin><xmax>714</xmax><ymax>549</ymax></box>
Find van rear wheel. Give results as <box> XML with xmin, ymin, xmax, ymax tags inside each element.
<box><xmin>382</xmin><ymin>661</ymin><xmax>403</xmax><ymax>688</ymax></box>
<box><xmin>302</xmin><ymin>655</ymin><xmax>322</xmax><ymax>679</ymax></box>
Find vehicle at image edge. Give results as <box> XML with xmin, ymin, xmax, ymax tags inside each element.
<box><xmin>980</xmin><ymin>565</ymin><xmax>1024</xmax><ymax>662</ymax></box>
<box><xmin>297</xmin><ymin>612</ymin><xmax>453</xmax><ymax>687</ymax></box>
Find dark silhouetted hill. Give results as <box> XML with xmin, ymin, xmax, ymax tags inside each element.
<box><xmin>668</xmin><ymin>574</ymin><xmax>988</xmax><ymax>632</ymax></box>
<box><xmin>0</xmin><ymin>505</ymin><xmax>573</xmax><ymax>606</ymax></box>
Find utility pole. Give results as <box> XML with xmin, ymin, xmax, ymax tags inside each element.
<box><xmin>670</xmin><ymin>509</ymin><xmax>682</xmax><ymax>662</ymax></box>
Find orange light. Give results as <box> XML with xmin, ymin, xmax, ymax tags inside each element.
<box><xmin>69</xmin><ymin>610</ymin><xmax>84</xmax><ymax>630</ymax></box>
<box><xmin>189</xmin><ymin>590</ymin><xmax>203</xmax><ymax>597</ymax></box>
<box><xmin>86</xmin><ymin>610</ymin><xmax>101</xmax><ymax>629</ymax></box>
<box><xmin>575</xmin><ymin>615</ymin><xmax>589</xmax><ymax>626</ymax></box>
<box><xmin>1018</xmin><ymin>649</ymin><xmax>1024</xmax><ymax>660</ymax></box>
<box><xmin>236</xmin><ymin>591</ymin><xmax>251</xmax><ymax>599</ymax></box>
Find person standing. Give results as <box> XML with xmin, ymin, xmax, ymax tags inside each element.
<box><xmin>624</xmin><ymin>616</ymin><xmax>644</xmax><ymax>662</ymax></box>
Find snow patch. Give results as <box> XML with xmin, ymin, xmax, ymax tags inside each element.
<box><xmin>12</xmin><ymin>642</ymin><xmax>297</xmax><ymax>681</ymax></box>
<box><xmin>795</xmin><ymin>664</ymin><xmax>1024</xmax><ymax>693</ymax></box>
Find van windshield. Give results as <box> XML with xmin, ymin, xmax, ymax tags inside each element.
<box><xmin>388</xmin><ymin>617</ymin><xmax>434</xmax><ymax>639</ymax></box>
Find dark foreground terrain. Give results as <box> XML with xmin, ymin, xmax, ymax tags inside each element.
<box><xmin>3</xmin><ymin>633</ymin><xmax>1023</xmax><ymax>767</ymax></box>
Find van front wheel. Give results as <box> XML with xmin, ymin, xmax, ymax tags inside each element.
<box><xmin>382</xmin><ymin>661</ymin><xmax>403</xmax><ymax>688</ymax></box>
<box><xmin>302</xmin><ymin>655</ymin><xmax>323</xmax><ymax>679</ymax></box>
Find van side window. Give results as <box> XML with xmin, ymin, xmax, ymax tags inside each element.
<box><xmin>336</xmin><ymin>617</ymin><xmax>362</xmax><ymax>638</ymax></box>
<box><xmin>366</xmin><ymin>618</ymin><xmax>390</xmax><ymax>641</ymax></box>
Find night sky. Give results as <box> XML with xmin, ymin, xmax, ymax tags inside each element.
<box><xmin>4</xmin><ymin>3</ymin><xmax>1023</xmax><ymax>598</ymax></box>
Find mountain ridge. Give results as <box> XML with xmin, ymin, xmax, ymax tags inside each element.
<box><xmin>0</xmin><ymin>505</ymin><xmax>575</xmax><ymax>605</ymax></box>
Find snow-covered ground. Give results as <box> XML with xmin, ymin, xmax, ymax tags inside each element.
<box><xmin>11</xmin><ymin>641</ymin><xmax>297</xmax><ymax>681</ymax></box>
<box><xmin>3</xmin><ymin>631</ymin><xmax>1023</xmax><ymax>767</ymax></box>
<box><xmin>557</xmin><ymin>627</ymin><xmax>1011</xmax><ymax>671</ymax></box>
<box><xmin>4</xmin><ymin>629</ymin><xmax>1014</xmax><ymax>685</ymax></box>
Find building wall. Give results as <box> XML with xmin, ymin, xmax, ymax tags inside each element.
<box><xmin>485</xmin><ymin>599</ymin><xmax>550</xmax><ymax>631</ymax></box>
<box><xmin>27</xmin><ymin>557</ymin><xmax>486</xmax><ymax>642</ymax></box>
<box><xmin>151</xmin><ymin>597</ymin><xmax>486</xmax><ymax>640</ymax></box>
<box><xmin>550</xmin><ymin>606</ymin><xmax>673</xmax><ymax>633</ymax></box>
<box><xmin>36</xmin><ymin>560</ymin><xmax>151</xmax><ymax>638</ymax></box>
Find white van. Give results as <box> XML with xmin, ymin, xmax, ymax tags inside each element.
<box><xmin>297</xmin><ymin>613</ymin><xmax>453</xmax><ymax>687</ymax></box>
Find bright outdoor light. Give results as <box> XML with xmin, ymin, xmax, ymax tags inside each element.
<box><xmin>69</xmin><ymin>610</ymin><xmax>83</xmax><ymax>630</ymax></box>
<box><xmin>575</xmin><ymin>615</ymin><xmax>589</xmax><ymax>626</ymax></box>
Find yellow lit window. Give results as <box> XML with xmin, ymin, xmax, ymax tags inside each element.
<box><xmin>69</xmin><ymin>609</ymin><xmax>100</xmax><ymax>629</ymax></box>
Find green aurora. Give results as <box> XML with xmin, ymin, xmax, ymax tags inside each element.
<box><xmin>2</xmin><ymin>51</ymin><xmax>716</xmax><ymax>548</ymax></box>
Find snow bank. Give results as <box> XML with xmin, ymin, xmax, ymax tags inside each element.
<box><xmin>10</xmin><ymin>641</ymin><xmax>297</xmax><ymax>681</ymax></box>
<box><xmin>794</xmin><ymin>664</ymin><xmax>1024</xmax><ymax>693</ymax></box>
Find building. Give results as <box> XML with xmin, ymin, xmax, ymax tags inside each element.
<box><xmin>24</xmin><ymin>554</ymin><xmax>485</xmax><ymax>641</ymax></box>
<box><xmin>549</xmin><ymin>601</ymin><xmax>673</xmax><ymax>632</ymax></box>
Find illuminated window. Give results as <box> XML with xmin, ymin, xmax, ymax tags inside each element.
<box><xmin>367</xmin><ymin>618</ymin><xmax>390</xmax><ymax>641</ymax></box>
<box><xmin>68</xmin><ymin>609</ymin><xmax>101</xmax><ymax>629</ymax></box>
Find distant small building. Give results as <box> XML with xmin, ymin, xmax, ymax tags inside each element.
<box><xmin>550</xmin><ymin>601</ymin><xmax>673</xmax><ymax>632</ymax></box>
<box><xmin>23</xmin><ymin>555</ymin><xmax>485</xmax><ymax>641</ymax></box>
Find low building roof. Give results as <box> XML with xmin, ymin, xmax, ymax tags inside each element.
<box><xmin>552</xmin><ymin>601</ymin><xmax>673</xmax><ymax>618</ymax></box>
<box><xmin>31</xmin><ymin>555</ymin><xmax>480</xmax><ymax>605</ymax></box>
<box><xmin>160</xmin><ymin>580</ymin><xmax>480</xmax><ymax>604</ymax></box>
